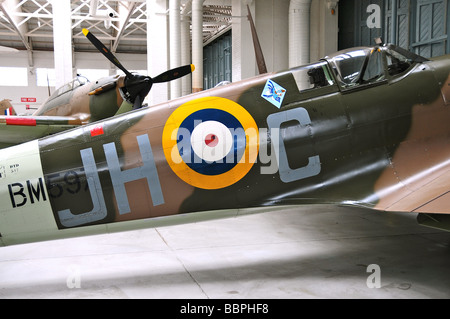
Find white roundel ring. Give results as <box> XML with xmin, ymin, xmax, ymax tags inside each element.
<box><xmin>190</xmin><ymin>120</ymin><xmax>233</xmax><ymax>163</ymax></box>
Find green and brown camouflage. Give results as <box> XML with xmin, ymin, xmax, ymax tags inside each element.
<box><xmin>34</xmin><ymin>74</ymin><xmax>126</xmax><ymax>122</ymax></box>
<box><xmin>0</xmin><ymin>44</ymin><xmax>449</xmax><ymax>246</ymax></box>
<box><xmin>0</xmin><ymin>74</ymin><xmax>130</xmax><ymax>149</ymax></box>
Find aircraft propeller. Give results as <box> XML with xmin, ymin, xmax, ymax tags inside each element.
<box><xmin>82</xmin><ymin>28</ymin><xmax>194</xmax><ymax>109</ymax></box>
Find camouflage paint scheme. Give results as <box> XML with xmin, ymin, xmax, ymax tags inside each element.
<box><xmin>0</xmin><ymin>74</ymin><xmax>127</xmax><ymax>148</ymax></box>
<box><xmin>33</xmin><ymin>74</ymin><xmax>125</xmax><ymax>123</ymax></box>
<box><xmin>1</xmin><ymin>44</ymin><xmax>449</xmax><ymax>246</ymax></box>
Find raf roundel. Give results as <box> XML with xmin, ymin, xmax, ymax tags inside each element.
<box><xmin>162</xmin><ymin>97</ymin><xmax>259</xmax><ymax>190</ymax></box>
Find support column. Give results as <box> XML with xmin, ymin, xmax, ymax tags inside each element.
<box><xmin>147</xmin><ymin>0</ymin><xmax>169</xmax><ymax>105</ymax></box>
<box><xmin>192</xmin><ymin>0</ymin><xmax>203</xmax><ymax>93</ymax></box>
<box><xmin>52</xmin><ymin>0</ymin><xmax>73</xmax><ymax>88</ymax></box>
<box><xmin>169</xmin><ymin>0</ymin><xmax>181</xmax><ymax>99</ymax></box>
<box><xmin>181</xmin><ymin>6</ymin><xmax>192</xmax><ymax>96</ymax></box>
<box><xmin>289</xmin><ymin>0</ymin><xmax>312</xmax><ymax>67</ymax></box>
<box><xmin>391</xmin><ymin>0</ymin><xmax>398</xmax><ymax>45</ymax></box>
<box><xmin>255</xmin><ymin>0</ymin><xmax>289</xmax><ymax>73</ymax></box>
<box><xmin>310</xmin><ymin>0</ymin><xmax>339</xmax><ymax>62</ymax></box>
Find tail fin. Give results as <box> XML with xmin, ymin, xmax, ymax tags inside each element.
<box><xmin>0</xmin><ymin>99</ymin><xmax>16</xmax><ymax>115</ymax></box>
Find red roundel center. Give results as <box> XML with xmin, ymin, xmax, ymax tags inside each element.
<box><xmin>205</xmin><ymin>134</ymin><xmax>219</xmax><ymax>147</ymax></box>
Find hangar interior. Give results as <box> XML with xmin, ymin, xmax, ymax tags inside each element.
<box><xmin>0</xmin><ymin>0</ymin><xmax>450</xmax><ymax>299</ymax></box>
<box><xmin>2</xmin><ymin>0</ymin><xmax>447</xmax><ymax>114</ymax></box>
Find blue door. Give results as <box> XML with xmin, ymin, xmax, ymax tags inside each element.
<box><xmin>411</xmin><ymin>0</ymin><xmax>448</xmax><ymax>57</ymax></box>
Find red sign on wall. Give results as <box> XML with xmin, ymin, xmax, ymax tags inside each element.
<box><xmin>21</xmin><ymin>97</ymin><xmax>36</xmax><ymax>103</ymax></box>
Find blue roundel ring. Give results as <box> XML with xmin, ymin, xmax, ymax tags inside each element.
<box><xmin>177</xmin><ymin>109</ymin><xmax>246</xmax><ymax>176</ymax></box>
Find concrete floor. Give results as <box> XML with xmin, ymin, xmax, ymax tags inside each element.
<box><xmin>0</xmin><ymin>205</ymin><xmax>449</xmax><ymax>299</ymax></box>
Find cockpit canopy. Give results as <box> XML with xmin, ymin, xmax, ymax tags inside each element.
<box><xmin>48</xmin><ymin>75</ymin><xmax>90</xmax><ymax>101</ymax></box>
<box><xmin>324</xmin><ymin>44</ymin><xmax>429</xmax><ymax>89</ymax></box>
<box><xmin>288</xmin><ymin>44</ymin><xmax>428</xmax><ymax>96</ymax></box>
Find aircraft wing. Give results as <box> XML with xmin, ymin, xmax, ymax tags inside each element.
<box><xmin>375</xmin><ymin>158</ymin><xmax>450</xmax><ymax>231</ymax></box>
<box><xmin>374</xmin><ymin>156</ymin><xmax>450</xmax><ymax>215</ymax></box>
<box><xmin>0</xmin><ymin>115</ymin><xmax>82</xmax><ymax>148</ymax></box>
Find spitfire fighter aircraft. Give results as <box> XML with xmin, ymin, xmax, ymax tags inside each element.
<box><xmin>0</xmin><ymin>34</ymin><xmax>449</xmax><ymax>246</ymax></box>
<box><xmin>0</xmin><ymin>29</ymin><xmax>194</xmax><ymax>149</ymax></box>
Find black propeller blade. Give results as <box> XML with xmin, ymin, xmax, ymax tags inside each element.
<box><xmin>153</xmin><ymin>64</ymin><xmax>195</xmax><ymax>83</ymax></box>
<box><xmin>82</xmin><ymin>28</ymin><xmax>133</xmax><ymax>79</ymax></box>
<box><xmin>82</xmin><ymin>28</ymin><xmax>194</xmax><ymax>109</ymax></box>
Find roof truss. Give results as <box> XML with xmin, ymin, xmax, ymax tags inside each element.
<box><xmin>0</xmin><ymin>0</ymin><xmax>232</xmax><ymax>54</ymax></box>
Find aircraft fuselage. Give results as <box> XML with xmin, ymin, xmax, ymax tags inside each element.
<box><xmin>1</xmin><ymin>46</ymin><xmax>449</xmax><ymax>245</ymax></box>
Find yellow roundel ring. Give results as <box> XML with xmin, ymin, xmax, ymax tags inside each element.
<box><xmin>162</xmin><ymin>97</ymin><xmax>259</xmax><ymax>190</ymax></box>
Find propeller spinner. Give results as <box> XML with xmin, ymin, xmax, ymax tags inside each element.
<box><xmin>82</xmin><ymin>28</ymin><xmax>194</xmax><ymax>109</ymax></box>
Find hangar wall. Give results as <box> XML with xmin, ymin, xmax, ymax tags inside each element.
<box><xmin>203</xmin><ymin>31</ymin><xmax>232</xmax><ymax>90</ymax></box>
<box><xmin>339</xmin><ymin>0</ymin><xmax>450</xmax><ymax>57</ymax></box>
<box><xmin>0</xmin><ymin>51</ymin><xmax>54</xmax><ymax>114</ymax></box>
<box><xmin>7</xmin><ymin>0</ymin><xmax>447</xmax><ymax>114</ymax></box>
<box><xmin>1</xmin><ymin>0</ymin><xmax>341</xmax><ymax>114</ymax></box>
<box><xmin>231</xmin><ymin>0</ymin><xmax>338</xmax><ymax>83</ymax></box>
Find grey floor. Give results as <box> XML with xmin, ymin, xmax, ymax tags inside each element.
<box><xmin>0</xmin><ymin>205</ymin><xmax>449</xmax><ymax>299</ymax></box>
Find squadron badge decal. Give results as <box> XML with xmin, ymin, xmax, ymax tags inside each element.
<box><xmin>261</xmin><ymin>79</ymin><xmax>286</xmax><ymax>109</ymax></box>
<box><xmin>162</xmin><ymin>97</ymin><xmax>259</xmax><ymax>189</ymax></box>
